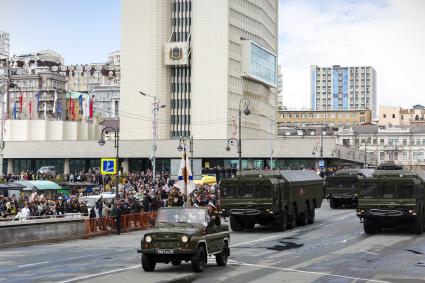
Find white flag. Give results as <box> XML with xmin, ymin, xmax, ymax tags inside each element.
<box><xmin>52</xmin><ymin>91</ymin><xmax>57</xmax><ymax>114</ymax></box>
<box><xmin>176</xmin><ymin>150</ymin><xmax>195</xmax><ymax>196</ymax></box>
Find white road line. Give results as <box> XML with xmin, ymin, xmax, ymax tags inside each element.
<box><xmin>360</xmin><ymin>250</ymin><xmax>379</xmax><ymax>256</ymax></box>
<box><xmin>57</xmin><ymin>265</ymin><xmax>140</xmax><ymax>283</ymax></box>
<box><xmin>228</xmin><ymin>260</ymin><xmax>390</xmax><ymax>283</ymax></box>
<box><xmin>342</xmin><ymin>239</ymin><xmax>347</xmax><ymax>243</ymax></box>
<box><xmin>17</xmin><ymin>261</ymin><xmax>50</xmax><ymax>268</ymax></box>
<box><xmin>230</xmin><ymin>231</ymin><xmax>300</xmax><ymax>248</ymax></box>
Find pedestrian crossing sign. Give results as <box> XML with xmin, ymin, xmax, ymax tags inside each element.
<box><xmin>101</xmin><ymin>158</ymin><xmax>117</xmax><ymax>175</ymax></box>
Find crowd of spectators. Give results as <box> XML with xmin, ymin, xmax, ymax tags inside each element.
<box><xmin>0</xmin><ymin>169</ymin><xmax>221</xmax><ymax>221</ymax></box>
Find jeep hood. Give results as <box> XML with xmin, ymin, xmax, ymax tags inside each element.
<box><xmin>150</xmin><ymin>226</ymin><xmax>201</xmax><ymax>236</ymax></box>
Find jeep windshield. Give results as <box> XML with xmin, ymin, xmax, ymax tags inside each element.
<box><xmin>156</xmin><ymin>208</ymin><xmax>207</xmax><ymax>226</ymax></box>
<box><xmin>360</xmin><ymin>183</ymin><xmax>415</xmax><ymax>199</ymax></box>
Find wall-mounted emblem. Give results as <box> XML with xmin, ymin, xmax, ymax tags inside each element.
<box><xmin>169</xmin><ymin>47</ymin><xmax>183</xmax><ymax>60</ymax></box>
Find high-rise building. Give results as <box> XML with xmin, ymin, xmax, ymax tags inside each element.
<box><xmin>310</xmin><ymin>65</ymin><xmax>377</xmax><ymax>117</ymax></box>
<box><xmin>121</xmin><ymin>0</ymin><xmax>279</xmax><ymax>140</ymax></box>
<box><xmin>277</xmin><ymin>65</ymin><xmax>283</xmax><ymax>108</ymax></box>
<box><xmin>0</xmin><ymin>31</ymin><xmax>9</xmax><ymax>59</ymax></box>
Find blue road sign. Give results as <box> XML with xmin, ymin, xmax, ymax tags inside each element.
<box><xmin>101</xmin><ymin>158</ymin><xmax>117</xmax><ymax>175</ymax></box>
<box><xmin>319</xmin><ymin>159</ymin><xmax>325</xmax><ymax>169</ymax></box>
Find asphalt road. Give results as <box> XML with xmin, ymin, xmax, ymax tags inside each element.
<box><xmin>1</xmin><ymin>202</ymin><xmax>425</xmax><ymax>283</ymax></box>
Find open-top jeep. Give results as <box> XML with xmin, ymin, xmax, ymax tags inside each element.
<box><xmin>138</xmin><ymin>207</ymin><xmax>230</xmax><ymax>272</ymax></box>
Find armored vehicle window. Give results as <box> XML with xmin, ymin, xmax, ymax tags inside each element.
<box><xmin>327</xmin><ymin>179</ymin><xmax>356</xmax><ymax>188</ymax></box>
<box><xmin>377</xmin><ymin>184</ymin><xmax>395</xmax><ymax>199</ymax></box>
<box><xmin>222</xmin><ymin>184</ymin><xmax>237</xmax><ymax>198</ymax></box>
<box><xmin>256</xmin><ymin>183</ymin><xmax>273</xmax><ymax>198</ymax></box>
<box><xmin>360</xmin><ymin>183</ymin><xmax>377</xmax><ymax>198</ymax></box>
<box><xmin>239</xmin><ymin>184</ymin><xmax>255</xmax><ymax>198</ymax></box>
<box><xmin>397</xmin><ymin>184</ymin><xmax>415</xmax><ymax>198</ymax></box>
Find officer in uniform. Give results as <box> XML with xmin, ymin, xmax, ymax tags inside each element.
<box><xmin>207</xmin><ymin>202</ymin><xmax>221</xmax><ymax>227</ymax></box>
<box><xmin>168</xmin><ymin>187</ymin><xmax>183</xmax><ymax>207</ymax></box>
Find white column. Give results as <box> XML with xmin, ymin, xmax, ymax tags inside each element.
<box><xmin>64</xmin><ymin>158</ymin><xmax>70</xmax><ymax>175</ymax></box>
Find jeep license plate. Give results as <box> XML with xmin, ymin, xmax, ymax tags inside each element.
<box><xmin>156</xmin><ymin>249</ymin><xmax>174</xmax><ymax>254</ymax></box>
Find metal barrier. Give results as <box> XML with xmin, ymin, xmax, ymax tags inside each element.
<box><xmin>0</xmin><ymin>213</ymin><xmax>84</xmax><ymax>225</ymax></box>
<box><xmin>84</xmin><ymin>211</ymin><xmax>157</xmax><ymax>238</ymax></box>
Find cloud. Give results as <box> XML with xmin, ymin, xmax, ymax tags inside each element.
<box><xmin>279</xmin><ymin>0</ymin><xmax>425</xmax><ymax>111</ymax></box>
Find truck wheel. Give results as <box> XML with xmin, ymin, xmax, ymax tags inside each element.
<box><xmin>243</xmin><ymin>221</ymin><xmax>255</xmax><ymax>230</ymax></box>
<box><xmin>272</xmin><ymin>215</ymin><xmax>287</xmax><ymax>231</ymax></box>
<box><xmin>171</xmin><ymin>260</ymin><xmax>181</xmax><ymax>266</ymax></box>
<box><xmin>296</xmin><ymin>209</ymin><xmax>308</xmax><ymax>226</ymax></box>
<box><xmin>286</xmin><ymin>214</ymin><xmax>297</xmax><ymax>229</ymax></box>
<box><xmin>216</xmin><ymin>241</ymin><xmax>229</xmax><ymax>266</ymax></box>
<box><xmin>329</xmin><ymin>198</ymin><xmax>338</xmax><ymax>209</ymax></box>
<box><xmin>191</xmin><ymin>245</ymin><xmax>206</xmax><ymax>272</ymax></box>
<box><xmin>230</xmin><ymin>216</ymin><xmax>243</xmax><ymax>231</ymax></box>
<box><xmin>141</xmin><ymin>254</ymin><xmax>156</xmax><ymax>272</ymax></box>
<box><xmin>307</xmin><ymin>208</ymin><xmax>315</xmax><ymax>224</ymax></box>
<box><xmin>412</xmin><ymin>218</ymin><xmax>423</xmax><ymax>235</ymax></box>
<box><xmin>363</xmin><ymin>219</ymin><xmax>379</xmax><ymax>234</ymax></box>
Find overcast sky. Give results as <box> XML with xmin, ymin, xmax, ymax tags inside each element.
<box><xmin>279</xmin><ymin>0</ymin><xmax>425</xmax><ymax>110</ymax></box>
<box><xmin>1</xmin><ymin>0</ymin><xmax>424</xmax><ymax>110</ymax></box>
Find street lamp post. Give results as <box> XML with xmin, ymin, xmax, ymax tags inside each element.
<box><xmin>139</xmin><ymin>91</ymin><xmax>166</xmax><ymax>185</ymax></box>
<box><xmin>226</xmin><ymin>97</ymin><xmax>251</xmax><ymax>173</ymax></box>
<box><xmin>98</xmin><ymin>126</ymin><xmax>120</xmax><ymax>200</ymax></box>
<box><xmin>312</xmin><ymin>124</ymin><xmax>325</xmax><ymax>176</ymax></box>
<box><xmin>260</xmin><ymin>113</ymin><xmax>276</xmax><ymax>170</ymax></box>
<box><xmin>0</xmin><ymin>52</ymin><xmax>11</xmax><ymax>179</ymax></box>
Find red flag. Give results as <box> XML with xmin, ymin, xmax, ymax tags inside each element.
<box><xmin>29</xmin><ymin>101</ymin><xmax>32</xmax><ymax>120</ymax></box>
<box><xmin>19</xmin><ymin>94</ymin><xmax>23</xmax><ymax>113</ymax></box>
<box><xmin>70</xmin><ymin>98</ymin><xmax>75</xmax><ymax>120</ymax></box>
<box><xmin>89</xmin><ymin>95</ymin><xmax>94</xmax><ymax>118</ymax></box>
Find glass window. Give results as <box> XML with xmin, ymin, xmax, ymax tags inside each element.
<box><xmin>403</xmin><ymin>151</ymin><xmax>408</xmax><ymax>160</ymax></box>
<box><xmin>250</xmin><ymin>42</ymin><xmax>277</xmax><ymax>86</ymax></box>
<box><xmin>378</xmin><ymin>183</ymin><xmax>395</xmax><ymax>199</ymax></box>
<box><xmin>256</xmin><ymin>183</ymin><xmax>273</xmax><ymax>198</ymax></box>
<box><xmin>239</xmin><ymin>184</ymin><xmax>255</xmax><ymax>199</ymax></box>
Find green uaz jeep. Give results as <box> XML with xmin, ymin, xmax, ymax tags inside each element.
<box><xmin>138</xmin><ymin>207</ymin><xmax>230</xmax><ymax>272</ymax></box>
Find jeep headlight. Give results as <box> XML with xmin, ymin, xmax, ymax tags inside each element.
<box><xmin>181</xmin><ymin>235</ymin><xmax>189</xmax><ymax>243</ymax></box>
<box><xmin>145</xmin><ymin>235</ymin><xmax>152</xmax><ymax>243</ymax></box>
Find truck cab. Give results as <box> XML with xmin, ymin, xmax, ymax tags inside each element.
<box><xmin>357</xmin><ymin>170</ymin><xmax>425</xmax><ymax>234</ymax></box>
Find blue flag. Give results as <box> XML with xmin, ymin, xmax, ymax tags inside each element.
<box><xmin>12</xmin><ymin>101</ymin><xmax>17</xmax><ymax>119</ymax></box>
<box><xmin>35</xmin><ymin>91</ymin><xmax>41</xmax><ymax>110</ymax></box>
<box><xmin>78</xmin><ymin>95</ymin><xmax>83</xmax><ymax>110</ymax></box>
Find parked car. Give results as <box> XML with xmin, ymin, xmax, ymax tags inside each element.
<box><xmin>37</xmin><ymin>166</ymin><xmax>56</xmax><ymax>177</ymax></box>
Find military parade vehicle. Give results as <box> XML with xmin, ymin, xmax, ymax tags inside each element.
<box><xmin>220</xmin><ymin>170</ymin><xmax>324</xmax><ymax>231</ymax></box>
<box><xmin>138</xmin><ymin>207</ymin><xmax>230</xmax><ymax>272</ymax></box>
<box><xmin>357</xmin><ymin>168</ymin><xmax>425</xmax><ymax>234</ymax></box>
<box><xmin>325</xmin><ymin>169</ymin><xmax>375</xmax><ymax>208</ymax></box>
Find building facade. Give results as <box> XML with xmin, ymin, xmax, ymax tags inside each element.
<box><xmin>91</xmin><ymin>85</ymin><xmax>120</xmax><ymax>118</ymax></box>
<box><xmin>278</xmin><ymin>109</ymin><xmax>372</xmax><ymax>128</ymax></box>
<box><xmin>0</xmin><ymin>31</ymin><xmax>10</xmax><ymax>59</ymax></box>
<box><xmin>120</xmin><ymin>0</ymin><xmax>279</xmax><ymax>140</ymax></box>
<box><xmin>379</xmin><ymin>104</ymin><xmax>425</xmax><ymax>127</ymax></box>
<box><xmin>336</xmin><ymin>125</ymin><xmax>425</xmax><ymax>169</ymax></box>
<box><xmin>310</xmin><ymin>65</ymin><xmax>377</xmax><ymax>117</ymax></box>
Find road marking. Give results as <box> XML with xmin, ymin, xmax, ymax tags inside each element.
<box><xmin>17</xmin><ymin>261</ymin><xmax>50</xmax><ymax>268</ymax></box>
<box><xmin>342</xmin><ymin>239</ymin><xmax>347</xmax><ymax>243</ymax></box>
<box><xmin>57</xmin><ymin>265</ymin><xmax>140</xmax><ymax>283</ymax></box>
<box><xmin>230</xmin><ymin>231</ymin><xmax>299</xmax><ymax>248</ymax></box>
<box><xmin>228</xmin><ymin>260</ymin><xmax>390</xmax><ymax>283</ymax></box>
<box><xmin>360</xmin><ymin>250</ymin><xmax>379</xmax><ymax>256</ymax></box>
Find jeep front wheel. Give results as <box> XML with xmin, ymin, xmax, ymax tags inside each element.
<box><xmin>141</xmin><ymin>254</ymin><xmax>156</xmax><ymax>272</ymax></box>
<box><xmin>191</xmin><ymin>245</ymin><xmax>206</xmax><ymax>272</ymax></box>
<box><xmin>216</xmin><ymin>241</ymin><xmax>229</xmax><ymax>266</ymax></box>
